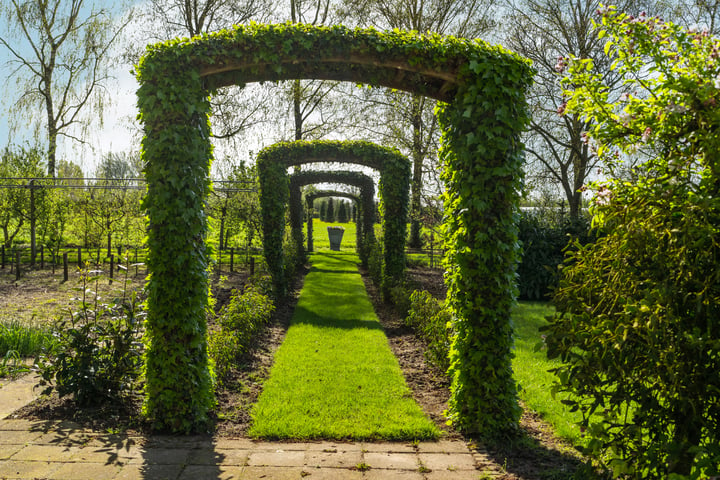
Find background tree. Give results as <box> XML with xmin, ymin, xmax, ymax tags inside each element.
<box><xmin>0</xmin><ymin>145</ymin><xmax>45</xmax><ymax>247</ymax></box>
<box><xmin>338</xmin><ymin>0</ymin><xmax>494</xmax><ymax>247</ymax></box>
<box><xmin>326</xmin><ymin>197</ymin><xmax>335</xmax><ymax>223</ymax></box>
<box><xmin>502</xmin><ymin>0</ymin><xmax>643</xmax><ymax>218</ymax></box>
<box><xmin>0</xmin><ymin>0</ymin><xmax>131</xmax><ymax>177</ymax></box>
<box><xmin>546</xmin><ymin>9</ymin><xmax>720</xmax><ymax>476</ymax></box>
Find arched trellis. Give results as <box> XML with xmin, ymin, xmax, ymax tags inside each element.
<box><xmin>257</xmin><ymin>140</ymin><xmax>410</xmax><ymax>299</ymax></box>
<box><xmin>289</xmin><ymin>171</ymin><xmax>376</xmax><ymax>263</ymax></box>
<box><xmin>305</xmin><ymin>190</ymin><xmax>367</xmax><ymax>253</ymax></box>
<box><xmin>136</xmin><ymin>23</ymin><xmax>533</xmax><ymax>439</ymax></box>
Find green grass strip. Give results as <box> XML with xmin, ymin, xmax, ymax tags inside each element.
<box><xmin>249</xmin><ymin>252</ymin><xmax>439</xmax><ymax>441</ymax></box>
<box><xmin>512</xmin><ymin>302</ymin><xmax>586</xmax><ymax>444</ymax></box>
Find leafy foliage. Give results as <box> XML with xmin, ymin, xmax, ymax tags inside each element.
<box><xmin>293</xmin><ymin>171</ymin><xmax>374</xmax><ymax>264</ymax></box>
<box><xmin>208</xmin><ymin>285</ymin><xmax>274</xmax><ymax>387</ymax></box>
<box><xmin>136</xmin><ymin>23</ymin><xmax>532</xmax><ymax>437</ymax></box>
<box><xmin>258</xmin><ymin>140</ymin><xmax>410</xmax><ymax>299</ymax></box>
<box><xmin>517</xmin><ymin>212</ymin><xmax>594</xmax><ymax>300</ymax></box>
<box><xmin>546</xmin><ymin>8</ymin><xmax>720</xmax><ymax>477</ymax></box>
<box><xmin>405</xmin><ymin>290</ymin><xmax>453</xmax><ymax>373</ymax></box>
<box><xmin>437</xmin><ymin>43</ymin><xmax>533</xmax><ymax>441</ymax></box>
<box><xmin>38</xmin><ymin>271</ymin><xmax>144</xmax><ymax>407</ymax></box>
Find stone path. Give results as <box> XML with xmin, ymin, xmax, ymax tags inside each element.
<box><xmin>0</xmin><ymin>374</ymin><xmax>504</xmax><ymax>480</ymax></box>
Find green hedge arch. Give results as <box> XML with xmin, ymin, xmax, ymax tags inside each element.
<box><xmin>305</xmin><ymin>190</ymin><xmax>368</xmax><ymax>254</ymax></box>
<box><xmin>257</xmin><ymin>140</ymin><xmax>410</xmax><ymax>299</ymax></box>
<box><xmin>136</xmin><ymin>22</ymin><xmax>533</xmax><ymax>439</ymax></box>
<box><xmin>290</xmin><ymin>172</ymin><xmax>375</xmax><ymax>262</ymax></box>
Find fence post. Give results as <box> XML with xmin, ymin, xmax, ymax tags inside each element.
<box><xmin>250</xmin><ymin>256</ymin><xmax>255</xmax><ymax>276</ymax></box>
<box><xmin>40</xmin><ymin>245</ymin><xmax>44</xmax><ymax>269</ymax></box>
<box><xmin>77</xmin><ymin>247</ymin><xmax>82</xmax><ymax>267</ymax></box>
<box><xmin>109</xmin><ymin>255</ymin><xmax>114</xmax><ymax>284</ymax></box>
<box><xmin>16</xmin><ymin>251</ymin><xmax>21</xmax><ymax>281</ymax></box>
<box><xmin>134</xmin><ymin>247</ymin><xmax>139</xmax><ymax>277</ymax></box>
<box><xmin>429</xmin><ymin>233</ymin><xmax>434</xmax><ymax>269</ymax></box>
<box><xmin>230</xmin><ymin>247</ymin><xmax>234</xmax><ymax>273</ymax></box>
<box><xmin>63</xmin><ymin>252</ymin><xmax>69</xmax><ymax>282</ymax></box>
<box><xmin>1</xmin><ymin>245</ymin><xmax>4</xmax><ymax>269</ymax></box>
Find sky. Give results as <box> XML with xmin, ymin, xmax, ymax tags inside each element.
<box><xmin>0</xmin><ymin>1</ymin><xmax>151</xmax><ymax>176</ymax></box>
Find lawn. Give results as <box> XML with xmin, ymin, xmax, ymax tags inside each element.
<box><xmin>512</xmin><ymin>302</ymin><xmax>586</xmax><ymax>444</ymax></box>
<box><xmin>307</xmin><ymin>219</ymin><xmax>357</xmax><ymax>252</ymax></box>
<box><xmin>249</xmin><ymin>251</ymin><xmax>439</xmax><ymax>440</ymax></box>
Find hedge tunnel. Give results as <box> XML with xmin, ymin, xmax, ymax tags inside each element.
<box><xmin>136</xmin><ymin>22</ymin><xmax>533</xmax><ymax>439</ymax></box>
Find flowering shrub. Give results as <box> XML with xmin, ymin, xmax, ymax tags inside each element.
<box><xmin>547</xmin><ymin>7</ymin><xmax>720</xmax><ymax>477</ymax></box>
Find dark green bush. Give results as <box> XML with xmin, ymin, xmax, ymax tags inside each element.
<box><xmin>405</xmin><ymin>290</ymin><xmax>453</xmax><ymax>373</ymax></box>
<box><xmin>38</xmin><ymin>278</ymin><xmax>144</xmax><ymax>406</ymax></box>
<box><xmin>517</xmin><ymin>211</ymin><xmax>594</xmax><ymax>300</ymax></box>
<box><xmin>208</xmin><ymin>285</ymin><xmax>274</xmax><ymax>387</ymax></box>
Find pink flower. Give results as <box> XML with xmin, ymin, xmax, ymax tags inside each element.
<box><xmin>557</xmin><ymin>101</ymin><xmax>567</xmax><ymax>115</ymax></box>
<box><xmin>641</xmin><ymin>127</ymin><xmax>652</xmax><ymax>143</ymax></box>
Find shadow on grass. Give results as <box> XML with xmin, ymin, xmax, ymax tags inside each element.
<box><xmin>291</xmin><ymin>305</ymin><xmax>383</xmax><ymax>331</ymax></box>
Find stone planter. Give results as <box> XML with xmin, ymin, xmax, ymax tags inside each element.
<box><xmin>327</xmin><ymin>226</ymin><xmax>345</xmax><ymax>251</ymax></box>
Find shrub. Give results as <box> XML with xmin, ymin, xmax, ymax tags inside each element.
<box><xmin>38</xmin><ymin>277</ymin><xmax>145</xmax><ymax>406</ymax></box>
<box><xmin>405</xmin><ymin>290</ymin><xmax>453</xmax><ymax>373</ymax></box>
<box><xmin>517</xmin><ymin>211</ymin><xmax>594</xmax><ymax>301</ymax></box>
<box><xmin>208</xmin><ymin>285</ymin><xmax>274</xmax><ymax>387</ymax></box>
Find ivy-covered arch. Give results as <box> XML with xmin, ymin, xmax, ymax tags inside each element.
<box><xmin>289</xmin><ymin>171</ymin><xmax>375</xmax><ymax>263</ymax></box>
<box><xmin>257</xmin><ymin>140</ymin><xmax>410</xmax><ymax>298</ymax></box>
<box><xmin>305</xmin><ymin>190</ymin><xmax>367</xmax><ymax>253</ymax></box>
<box><xmin>136</xmin><ymin>23</ymin><xmax>533</xmax><ymax>439</ymax></box>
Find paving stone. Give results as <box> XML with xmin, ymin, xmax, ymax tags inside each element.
<box><xmin>212</xmin><ymin>438</ymin><xmax>257</xmax><ymax>450</ymax></box>
<box><xmin>362</xmin><ymin>452</ymin><xmax>420</xmax><ymax>470</ymax></box>
<box><xmin>0</xmin><ymin>418</ymin><xmax>50</xmax><ymax>431</ymax></box>
<box><xmin>34</xmin><ymin>430</ymin><xmax>96</xmax><ymax>446</ymax></box>
<box><xmin>0</xmin><ymin>459</ymin><xmax>60</xmax><ymax>479</ymax></box>
<box><xmin>129</xmin><ymin>448</ymin><xmax>192</xmax><ymax>465</ymax></box>
<box><xmin>0</xmin><ymin>444</ymin><xmax>23</xmax><ymax>460</ymax></box>
<box><xmin>303</xmin><ymin>448</ymin><xmax>362</xmax><ymax>468</ymax></box>
<box><xmin>114</xmin><ymin>463</ymin><xmax>183</xmax><ymax>480</ymax></box>
<box><xmin>296</xmin><ymin>467</ymin><xmax>364</xmax><ymax>479</ymax></box>
<box><xmin>187</xmin><ymin>447</ymin><xmax>250</xmax><ymax>466</ymax></box>
<box><xmin>361</xmin><ymin>442</ymin><xmax>417</xmax><ymax>453</ymax></box>
<box><xmin>424</xmin><ymin>469</ymin><xmax>486</xmax><ymax>479</ymax></box>
<box><xmin>237</xmin><ymin>466</ymin><xmax>305</xmax><ymax>479</ymax></box>
<box><xmin>418</xmin><ymin>452</ymin><xmax>477</xmax><ymax>471</ymax></box>
<box><xmin>416</xmin><ymin>440</ymin><xmax>472</xmax><ymax>454</ymax></box>
<box><xmin>0</xmin><ymin>374</ymin><xmax>41</xmax><ymax>420</ymax></box>
<box><xmin>9</xmin><ymin>444</ymin><xmax>75</xmax><ymax>462</ymax></box>
<box><xmin>0</xmin><ymin>428</ymin><xmax>44</xmax><ymax>445</ymax></box>
<box><xmin>247</xmin><ymin>449</ymin><xmax>306</xmax><ymax>467</ymax></box>
<box><xmin>177</xmin><ymin>464</ymin><xmax>245</xmax><ymax>479</ymax></box>
<box><xmin>362</xmin><ymin>468</ymin><xmax>424</xmax><ymax>479</ymax></box>
<box><xmin>50</xmin><ymin>461</ymin><xmax>122</xmax><ymax>480</ymax></box>
<box><xmin>68</xmin><ymin>444</ymin><xmax>138</xmax><ymax>464</ymax></box>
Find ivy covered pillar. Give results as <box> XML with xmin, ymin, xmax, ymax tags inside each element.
<box><xmin>439</xmin><ymin>61</ymin><xmax>532</xmax><ymax>440</ymax></box>
<box><xmin>137</xmin><ymin>62</ymin><xmax>216</xmax><ymax>432</ymax></box>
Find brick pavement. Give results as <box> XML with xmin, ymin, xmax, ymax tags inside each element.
<box><xmin>0</xmin><ymin>376</ymin><xmax>503</xmax><ymax>480</ymax></box>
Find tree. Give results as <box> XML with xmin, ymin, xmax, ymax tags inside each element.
<box><xmin>0</xmin><ymin>145</ymin><xmax>45</xmax><ymax>247</ymax></box>
<box><xmin>326</xmin><ymin>197</ymin><xmax>335</xmax><ymax>223</ymax></box>
<box><xmin>338</xmin><ymin>0</ymin><xmax>494</xmax><ymax>246</ymax></box>
<box><xmin>0</xmin><ymin>0</ymin><xmax>131</xmax><ymax>177</ymax></box>
<box><xmin>502</xmin><ymin>0</ymin><xmax>643</xmax><ymax>218</ymax></box>
<box><xmin>82</xmin><ymin>152</ymin><xmax>141</xmax><ymax>258</ymax></box>
<box><xmin>545</xmin><ymin>8</ymin><xmax>720</xmax><ymax>476</ymax></box>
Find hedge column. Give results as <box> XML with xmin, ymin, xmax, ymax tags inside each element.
<box><xmin>137</xmin><ymin>59</ymin><xmax>215</xmax><ymax>432</ymax></box>
<box><xmin>439</xmin><ymin>61</ymin><xmax>531</xmax><ymax>440</ymax></box>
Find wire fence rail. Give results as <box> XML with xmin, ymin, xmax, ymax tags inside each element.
<box><xmin>0</xmin><ymin>244</ymin><xmax>264</xmax><ymax>283</ymax></box>
<box><xmin>0</xmin><ymin>177</ymin><xmax>256</xmax><ymax>192</ymax></box>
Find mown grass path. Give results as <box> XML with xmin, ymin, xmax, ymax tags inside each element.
<box><xmin>249</xmin><ymin>252</ymin><xmax>439</xmax><ymax>440</ymax></box>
